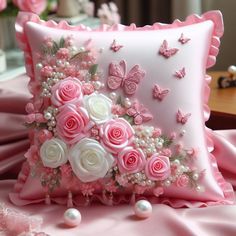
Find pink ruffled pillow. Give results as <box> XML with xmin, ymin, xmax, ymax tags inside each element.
<box><xmin>10</xmin><ymin>11</ymin><xmax>234</xmax><ymax>207</ymax></box>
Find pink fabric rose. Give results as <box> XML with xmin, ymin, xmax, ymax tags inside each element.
<box><xmin>56</xmin><ymin>104</ymin><xmax>89</xmax><ymax>144</ymax></box>
<box><xmin>13</xmin><ymin>0</ymin><xmax>47</xmax><ymax>15</ymax></box>
<box><xmin>100</xmin><ymin>118</ymin><xmax>134</xmax><ymax>153</ymax></box>
<box><xmin>37</xmin><ymin>129</ymin><xmax>53</xmax><ymax>143</ymax></box>
<box><xmin>0</xmin><ymin>0</ymin><xmax>6</xmax><ymax>12</ymax></box>
<box><xmin>51</xmin><ymin>77</ymin><xmax>83</xmax><ymax>107</ymax></box>
<box><xmin>40</xmin><ymin>66</ymin><xmax>53</xmax><ymax>77</ymax></box>
<box><xmin>56</xmin><ymin>48</ymin><xmax>70</xmax><ymax>60</ymax></box>
<box><xmin>117</xmin><ymin>147</ymin><xmax>145</xmax><ymax>174</ymax></box>
<box><xmin>176</xmin><ymin>174</ymin><xmax>189</xmax><ymax>187</ymax></box>
<box><xmin>145</xmin><ymin>154</ymin><xmax>170</xmax><ymax>181</ymax></box>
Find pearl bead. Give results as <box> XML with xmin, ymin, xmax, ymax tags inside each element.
<box><xmin>44</xmin><ymin>112</ymin><xmax>52</xmax><ymax>120</ymax></box>
<box><xmin>134</xmin><ymin>200</ymin><xmax>152</xmax><ymax>218</ymax></box>
<box><xmin>192</xmin><ymin>173</ymin><xmax>199</xmax><ymax>180</ymax></box>
<box><xmin>36</xmin><ymin>63</ymin><xmax>43</xmax><ymax>69</ymax></box>
<box><xmin>79</xmin><ymin>46</ymin><xmax>85</xmax><ymax>52</ymax></box>
<box><xmin>64</xmin><ymin>208</ymin><xmax>81</xmax><ymax>227</ymax></box>
<box><xmin>164</xmin><ymin>179</ymin><xmax>171</xmax><ymax>187</ymax></box>
<box><xmin>180</xmin><ymin>129</ymin><xmax>186</xmax><ymax>136</ymax></box>
<box><xmin>124</xmin><ymin>98</ymin><xmax>131</xmax><ymax>108</ymax></box>
<box><xmin>109</xmin><ymin>92</ymin><xmax>117</xmax><ymax>100</ymax></box>
<box><xmin>155</xmin><ymin>142</ymin><xmax>163</xmax><ymax>149</ymax></box>
<box><xmin>228</xmin><ymin>65</ymin><xmax>236</xmax><ymax>75</ymax></box>
<box><xmin>94</xmin><ymin>81</ymin><xmax>102</xmax><ymax>90</ymax></box>
<box><xmin>173</xmin><ymin>159</ymin><xmax>180</xmax><ymax>165</ymax></box>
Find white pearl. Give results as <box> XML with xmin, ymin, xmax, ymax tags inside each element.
<box><xmin>79</xmin><ymin>46</ymin><xmax>85</xmax><ymax>51</ymax></box>
<box><xmin>134</xmin><ymin>200</ymin><xmax>152</xmax><ymax>218</ymax></box>
<box><xmin>164</xmin><ymin>179</ymin><xmax>171</xmax><ymax>187</ymax></box>
<box><xmin>192</xmin><ymin>173</ymin><xmax>199</xmax><ymax>180</ymax></box>
<box><xmin>124</xmin><ymin>99</ymin><xmax>131</xmax><ymax>108</ymax></box>
<box><xmin>180</xmin><ymin>129</ymin><xmax>186</xmax><ymax>136</ymax></box>
<box><xmin>155</xmin><ymin>142</ymin><xmax>163</xmax><ymax>149</ymax></box>
<box><xmin>65</xmin><ymin>61</ymin><xmax>70</xmax><ymax>67</ymax></box>
<box><xmin>173</xmin><ymin>159</ymin><xmax>180</xmax><ymax>165</ymax></box>
<box><xmin>228</xmin><ymin>65</ymin><xmax>236</xmax><ymax>75</ymax></box>
<box><xmin>44</xmin><ymin>112</ymin><xmax>52</xmax><ymax>120</ymax></box>
<box><xmin>94</xmin><ymin>81</ymin><xmax>102</xmax><ymax>90</ymax></box>
<box><xmin>36</xmin><ymin>63</ymin><xmax>43</xmax><ymax>69</ymax></box>
<box><xmin>109</xmin><ymin>92</ymin><xmax>117</xmax><ymax>100</ymax></box>
<box><xmin>64</xmin><ymin>208</ymin><xmax>81</xmax><ymax>227</ymax></box>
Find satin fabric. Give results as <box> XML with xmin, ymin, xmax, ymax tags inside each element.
<box><xmin>0</xmin><ymin>74</ymin><xmax>236</xmax><ymax>235</ymax></box>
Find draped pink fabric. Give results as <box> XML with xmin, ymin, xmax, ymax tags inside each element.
<box><xmin>0</xmin><ymin>74</ymin><xmax>235</xmax><ymax>235</ymax></box>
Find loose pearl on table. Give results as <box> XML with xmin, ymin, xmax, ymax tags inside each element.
<box><xmin>63</xmin><ymin>208</ymin><xmax>81</xmax><ymax>227</ymax></box>
<box><xmin>134</xmin><ymin>200</ymin><xmax>152</xmax><ymax>219</ymax></box>
<box><xmin>228</xmin><ymin>65</ymin><xmax>236</xmax><ymax>75</ymax></box>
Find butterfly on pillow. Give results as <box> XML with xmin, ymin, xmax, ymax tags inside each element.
<box><xmin>152</xmin><ymin>84</ymin><xmax>170</xmax><ymax>101</ymax></box>
<box><xmin>176</xmin><ymin>109</ymin><xmax>191</xmax><ymax>125</ymax></box>
<box><xmin>107</xmin><ymin>60</ymin><xmax>146</xmax><ymax>95</ymax></box>
<box><xmin>158</xmin><ymin>40</ymin><xmax>179</xmax><ymax>58</ymax></box>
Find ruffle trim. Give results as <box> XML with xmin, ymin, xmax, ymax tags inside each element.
<box><xmin>12</xmin><ymin>11</ymin><xmax>235</xmax><ymax>208</ymax></box>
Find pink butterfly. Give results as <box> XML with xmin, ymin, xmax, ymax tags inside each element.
<box><xmin>126</xmin><ymin>100</ymin><xmax>153</xmax><ymax>125</ymax></box>
<box><xmin>178</xmin><ymin>33</ymin><xmax>191</xmax><ymax>44</ymax></box>
<box><xmin>176</xmin><ymin>109</ymin><xmax>191</xmax><ymax>125</ymax></box>
<box><xmin>174</xmin><ymin>67</ymin><xmax>186</xmax><ymax>79</ymax></box>
<box><xmin>159</xmin><ymin>40</ymin><xmax>179</xmax><ymax>58</ymax></box>
<box><xmin>152</xmin><ymin>84</ymin><xmax>170</xmax><ymax>101</ymax></box>
<box><xmin>110</xmin><ymin>39</ymin><xmax>123</xmax><ymax>52</ymax></box>
<box><xmin>107</xmin><ymin>60</ymin><xmax>146</xmax><ymax>95</ymax></box>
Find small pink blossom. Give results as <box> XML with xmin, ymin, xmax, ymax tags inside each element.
<box><xmin>152</xmin><ymin>128</ymin><xmax>162</xmax><ymax>138</ymax></box>
<box><xmin>105</xmin><ymin>180</ymin><xmax>118</xmax><ymax>192</ymax></box>
<box><xmin>13</xmin><ymin>0</ymin><xmax>47</xmax><ymax>15</ymax></box>
<box><xmin>40</xmin><ymin>66</ymin><xmax>53</xmax><ymax>77</ymax></box>
<box><xmin>176</xmin><ymin>174</ymin><xmax>189</xmax><ymax>187</ymax></box>
<box><xmin>56</xmin><ymin>48</ymin><xmax>70</xmax><ymax>60</ymax></box>
<box><xmin>160</xmin><ymin>148</ymin><xmax>172</xmax><ymax>157</ymax></box>
<box><xmin>117</xmin><ymin>147</ymin><xmax>145</xmax><ymax>174</ymax></box>
<box><xmin>115</xmin><ymin>174</ymin><xmax>128</xmax><ymax>186</ymax></box>
<box><xmin>112</xmin><ymin>104</ymin><xmax>126</xmax><ymax>116</ymax></box>
<box><xmin>64</xmin><ymin>65</ymin><xmax>78</xmax><ymax>77</ymax></box>
<box><xmin>43</xmin><ymin>37</ymin><xmax>53</xmax><ymax>48</ymax></box>
<box><xmin>0</xmin><ymin>0</ymin><xmax>6</xmax><ymax>12</ymax></box>
<box><xmin>100</xmin><ymin>118</ymin><xmax>134</xmax><ymax>154</ymax></box>
<box><xmin>169</xmin><ymin>132</ymin><xmax>177</xmax><ymax>140</ymax></box>
<box><xmin>25</xmin><ymin>145</ymin><xmax>39</xmax><ymax>166</ymax></box>
<box><xmin>51</xmin><ymin>77</ymin><xmax>83</xmax><ymax>107</ymax></box>
<box><xmin>56</xmin><ymin>104</ymin><xmax>89</xmax><ymax>144</ymax></box>
<box><xmin>82</xmin><ymin>82</ymin><xmax>94</xmax><ymax>95</ymax></box>
<box><xmin>80</xmin><ymin>183</ymin><xmax>95</xmax><ymax>196</ymax></box>
<box><xmin>186</xmin><ymin>147</ymin><xmax>199</xmax><ymax>158</ymax></box>
<box><xmin>145</xmin><ymin>154</ymin><xmax>170</xmax><ymax>181</ymax></box>
<box><xmin>37</xmin><ymin>129</ymin><xmax>53</xmax><ymax>143</ymax></box>
<box><xmin>25</xmin><ymin>103</ymin><xmax>35</xmax><ymax>113</ymax></box>
<box><xmin>175</xmin><ymin>143</ymin><xmax>183</xmax><ymax>154</ymax></box>
<box><xmin>25</xmin><ymin>114</ymin><xmax>35</xmax><ymax>124</ymax></box>
<box><xmin>60</xmin><ymin>164</ymin><xmax>72</xmax><ymax>178</ymax></box>
<box><xmin>134</xmin><ymin>185</ymin><xmax>147</xmax><ymax>194</ymax></box>
<box><xmin>153</xmin><ymin>186</ymin><xmax>164</xmax><ymax>197</ymax></box>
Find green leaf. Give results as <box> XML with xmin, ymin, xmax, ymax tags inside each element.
<box><xmin>59</xmin><ymin>37</ymin><xmax>65</xmax><ymax>48</ymax></box>
<box><xmin>51</xmin><ymin>41</ymin><xmax>59</xmax><ymax>55</ymax></box>
<box><xmin>122</xmin><ymin>114</ymin><xmax>134</xmax><ymax>125</ymax></box>
<box><xmin>89</xmin><ymin>64</ymin><xmax>98</xmax><ymax>76</ymax></box>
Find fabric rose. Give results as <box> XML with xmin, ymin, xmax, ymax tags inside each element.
<box><xmin>51</xmin><ymin>77</ymin><xmax>83</xmax><ymax>107</ymax></box>
<box><xmin>0</xmin><ymin>0</ymin><xmax>6</xmax><ymax>12</ymax></box>
<box><xmin>176</xmin><ymin>174</ymin><xmax>189</xmax><ymax>187</ymax></box>
<box><xmin>40</xmin><ymin>138</ymin><xmax>68</xmax><ymax>168</ymax></box>
<box><xmin>69</xmin><ymin>138</ymin><xmax>114</xmax><ymax>182</ymax></box>
<box><xmin>84</xmin><ymin>93</ymin><xmax>112</xmax><ymax>124</ymax></box>
<box><xmin>145</xmin><ymin>154</ymin><xmax>170</xmax><ymax>181</ymax></box>
<box><xmin>56</xmin><ymin>104</ymin><xmax>90</xmax><ymax>144</ymax></box>
<box><xmin>117</xmin><ymin>147</ymin><xmax>145</xmax><ymax>174</ymax></box>
<box><xmin>100</xmin><ymin>118</ymin><xmax>134</xmax><ymax>153</ymax></box>
<box><xmin>13</xmin><ymin>0</ymin><xmax>47</xmax><ymax>15</ymax></box>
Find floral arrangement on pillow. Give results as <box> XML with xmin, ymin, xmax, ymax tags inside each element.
<box><xmin>10</xmin><ymin>10</ymin><xmax>234</xmax><ymax>208</ymax></box>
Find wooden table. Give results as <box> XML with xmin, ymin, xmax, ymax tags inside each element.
<box><xmin>207</xmin><ymin>71</ymin><xmax>236</xmax><ymax>129</ymax></box>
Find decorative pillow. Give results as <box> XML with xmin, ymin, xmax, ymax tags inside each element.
<box><xmin>10</xmin><ymin>11</ymin><xmax>234</xmax><ymax>208</ymax></box>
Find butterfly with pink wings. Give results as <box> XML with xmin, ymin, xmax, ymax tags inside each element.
<box><xmin>158</xmin><ymin>40</ymin><xmax>179</xmax><ymax>58</ymax></box>
<box><xmin>110</xmin><ymin>39</ymin><xmax>123</xmax><ymax>52</ymax></box>
<box><xmin>152</xmin><ymin>84</ymin><xmax>170</xmax><ymax>101</ymax></box>
<box><xmin>176</xmin><ymin>109</ymin><xmax>191</xmax><ymax>125</ymax></box>
<box><xmin>178</xmin><ymin>33</ymin><xmax>191</xmax><ymax>44</ymax></box>
<box><xmin>174</xmin><ymin>67</ymin><xmax>186</xmax><ymax>79</ymax></box>
<box><xmin>126</xmin><ymin>100</ymin><xmax>153</xmax><ymax>125</ymax></box>
<box><xmin>107</xmin><ymin>60</ymin><xmax>146</xmax><ymax>95</ymax></box>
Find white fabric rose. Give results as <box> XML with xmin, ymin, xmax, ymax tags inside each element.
<box><xmin>40</xmin><ymin>138</ymin><xmax>68</xmax><ymax>168</ymax></box>
<box><xmin>69</xmin><ymin>138</ymin><xmax>114</xmax><ymax>182</ymax></box>
<box><xmin>84</xmin><ymin>93</ymin><xmax>112</xmax><ymax>124</ymax></box>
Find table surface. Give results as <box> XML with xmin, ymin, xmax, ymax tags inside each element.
<box><xmin>208</xmin><ymin>71</ymin><xmax>236</xmax><ymax>116</ymax></box>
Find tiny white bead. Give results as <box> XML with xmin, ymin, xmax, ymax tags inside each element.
<box><xmin>36</xmin><ymin>63</ymin><xmax>43</xmax><ymax>70</ymax></box>
<box><xmin>44</xmin><ymin>112</ymin><xmax>52</xmax><ymax>120</ymax></box>
<box><xmin>164</xmin><ymin>180</ymin><xmax>171</xmax><ymax>187</ymax></box>
<box><xmin>173</xmin><ymin>159</ymin><xmax>180</xmax><ymax>165</ymax></box>
<box><xmin>155</xmin><ymin>142</ymin><xmax>163</xmax><ymax>149</ymax></box>
<box><xmin>94</xmin><ymin>81</ymin><xmax>102</xmax><ymax>90</ymax></box>
<box><xmin>64</xmin><ymin>208</ymin><xmax>81</xmax><ymax>227</ymax></box>
<box><xmin>65</xmin><ymin>61</ymin><xmax>70</xmax><ymax>67</ymax></box>
<box><xmin>228</xmin><ymin>65</ymin><xmax>236</xmax><ymax>75</ymax></box>
<box><xmin>180</xmin><ymin>129</ymin><xmax>186</xmax><ymax>136</ymax></box>
<box><xmin>192</xmin><ymin>173</ymin><xmax>199</xmax><ymax>180</ymax></box>
<box><xmin>109</xmin><ymin>92</ymin><xmax>117</xmax><ymax>100</ymax></box>
<box><xmin>79</xmin><ymin>46</ymin><xmax>85</xmax><ymax>51</ymax></box>
<box><xmin>134</xmin><ymin>200</ymin><xmax>152</xmax><ymax>218</ymax></box>
<box><xmin>124</xmin><ymin>99</ymin><xmax>131</xmax><ymax>108</ymax></box>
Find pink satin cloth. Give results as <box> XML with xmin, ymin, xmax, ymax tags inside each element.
<box><xmin>0</xmin><ymin>74</ymin><xmax>236</xmax><ymax>235</ymax></box>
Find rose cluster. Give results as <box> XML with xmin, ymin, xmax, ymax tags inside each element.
<box><xmin>39</xmin><ymin>75</ymin><xmax>172</xmax><ymax>184</ymax></box>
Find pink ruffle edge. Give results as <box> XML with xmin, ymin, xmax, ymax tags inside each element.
<box><xmin>11</xmin><ymin>11</ymin><xmax>234</xmax><ymax>208</ymax></box>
